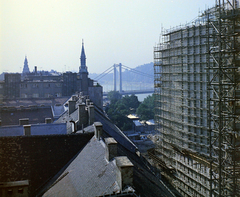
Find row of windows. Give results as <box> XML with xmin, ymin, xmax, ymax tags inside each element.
<box><xmin>21</xmin><ymin>93</ymin><xmax>62</xmax><ymax>98</ymax></box>
<box><xmin>20</xmin><ymin>83</ymin><xmax>62</xmax><ymax>88</ymax></box>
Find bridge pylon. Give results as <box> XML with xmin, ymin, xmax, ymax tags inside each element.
<box><xmin>113</xmin><ymin>63</ymin><xmax>122</xmax><ymax>93</ymax></box>
<box><xmin>119</xmin><ymin>63</ymin><xmax>122</xmax><ymax>93</ymax></box>
<box><xmin>113</xmin><ymin>64</ymin><xmax>117</xmax><ymax>92</ymax></box>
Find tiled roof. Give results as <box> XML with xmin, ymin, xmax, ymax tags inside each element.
<box><xmin>54</xmin><ymin>108</ymin><xmax>78</xmax><ymax>133</ymax></box>
<box><xmin>0</xmin><ymin>123</ymin><xmax>66</xmax><ymax>136</ymax></box>
<box><xmin>43</xmin><ymin>136</ymin><xmax>121</xmax><ymax>197</ymax></box>
<box><xmin>0</xmin><ymin>106</ymin><xmax>53</xmax><ymax>126</ymax></box>
<box><xmin>1</xmin><ymin>97</ymin><xmax>69</xmax><ymax>107</ymax></box>
<box><xmin>52</xmin><ymin>105</ymin><xmax>65</xmax><ymax>118</ymax></box>
<box><xmin>49</xmin><ymin>104</ymin><xmax>180</xmax><ymax>197</ymax></box>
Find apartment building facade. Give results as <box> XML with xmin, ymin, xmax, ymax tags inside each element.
<box><xmin>154</xmin><ymin>1</ymin><xmax>240</xmax><ymax>196</ymax></box>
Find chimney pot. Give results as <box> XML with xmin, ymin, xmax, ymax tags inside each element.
<box><xmin>19</xmin><ymin>118</ymin><xmax>29</xmax><ymax>126</ymax></box>
<box><xmin>86</xmin><ymin>99</ymin><xmax>90</xmax><ymax>106</ymax></box>
<box><xmin>115</xmin><ymin>156</ymin><xmax>134</xmax><ymax>191</ymax></box>
<box><xmin>105</xmin><ymin>137</ymin><xmax>117</xmax><ymax>161</ymax></box>
<box><xmin>70</xmin><ymin>120</ymin><xmax>77</xmax><ymax>133</ymax></box>
<box><xmin>45</xmin><ymin>118</ymin><xmax>52</xmax><ymax>124</ymax></box>
<box><xmin>78</xmin><ymin>104</ymin><xmax>87</xmax><ymax>127</ymax></box>
<box><xmin>88</xmin><ymin>105</ymin><xmax>95</xmax><ymax>125</ymax></box>
<box><xmin>71</xmin><ymin>95</ymin><xmax>77</xmax><ymax>101</ymax></box>
<box><xmin>94</xmin><ymin>122</ymin><xmax>103</xmax><ymax>140</ymax></box>
<box><xmin>68</xmin><ymin>100</ymin><xmax>76</xmax><ymax>115</ymax></box>
<box><xmin>23</xmin><ymin>125</ymin><xmax>31</xmax><ymax>136</ymax></box>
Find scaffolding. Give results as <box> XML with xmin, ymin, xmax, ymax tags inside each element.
<box><xmin>207</xmin><ymin>1</ymin><xmax>240</xmax><ymax>196</ymax></box>
<box><xmin>154</xmin><ymin>1</ymin><xmax>240</xmax><ymax>196</ymax></box>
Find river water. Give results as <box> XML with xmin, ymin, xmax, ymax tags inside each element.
<box><xmin>102</xmin><ymin>83</ymin><xmax>153</xmax><ymax>102</ymax></box>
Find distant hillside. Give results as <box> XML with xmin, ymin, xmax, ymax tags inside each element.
<box><xmin>89</xmin><ymin>62</ymin><xmax>154</xmax><ymax>84</ymax></box>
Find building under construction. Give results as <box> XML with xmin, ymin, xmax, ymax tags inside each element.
<box><xmin>154</xmin><ymin>1</ymin><xmax>240</xmax><ymax>196</ymax></box>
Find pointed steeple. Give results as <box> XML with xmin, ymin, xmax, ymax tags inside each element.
<box><xmin>79</xmin><ymin>39</ymin><xmax>88</xmax><ymax>74</ymax></box>
<box><xmin>22</xmin><ymin>56</ymin><xmax>30</xmax><ymax>74</ymax></box>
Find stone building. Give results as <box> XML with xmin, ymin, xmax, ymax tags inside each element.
<box><xmin>1</xmin><ymin>41</ymin><xmax>103</xmax><ymax>109</ymax></box>
<box><xmin>4</xmin><ymin>73</ymin><xmax>21</xmax><ymax>99</ymax></box>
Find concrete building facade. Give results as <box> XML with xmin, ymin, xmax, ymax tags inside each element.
<box><xmin>154</xmin><ymin>1</ymin><xmax>240</xmax><ymax>197</ymax></box>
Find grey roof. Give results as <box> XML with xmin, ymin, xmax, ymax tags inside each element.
<box><xmin>94</xmin><ymin>107</ymin><xmax>137</xmax><ymax>153</ymax></box>
<box><xmin>0</xmin><ymin>123</ymin><xmax>66</xmax><ymax>136</ymax></box>
<box><xmin>51</xmin><ymin>104</ymin><xmax>66</xmax><ymax>119</ymax></box>
<box><xmin>0</xmin><ymin>106</ymin><xmax>53</xmax><ymax>126</ymax></box>
<box><xmin>43</xmin><ymin>136</ymin><xmax>121</xmax><ymax>197</ymax></box>
<box><xmin>51</xmin><ymin>104</ymin><xmax>180</xmax><ymax>197</ymax></box>
<box><xmin>1</xmin><ymin>97</ymin><xmax>70</xmax><ymax>107</ymax></box>
<box><xmin>54</xmin><ymin>108</ymin><xmax>78</xmax><ymax>134</ymax></box>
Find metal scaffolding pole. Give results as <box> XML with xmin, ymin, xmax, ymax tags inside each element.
<box><xmin>207</xmin><ymin>0</ymin><xmax>240</xmax><ymax>196</ymax></box>
<box><xmin>154</xmin><ymin>1</ymin><xmax>240</xmax><ymax>196</ymax></box>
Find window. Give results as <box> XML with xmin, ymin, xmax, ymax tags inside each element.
<box><xmin>7</xmin><ymin>189</ymin><xmax>13</xmax><ymax>195</ymax></box>
<box><xmin>55</xmin><ymin>93</ymin><xmax>61</xmax><ymax>97</ymax></box>
<box><xmin>21</xmin><ymin>94</ymin><xmax>27</xmax><ymax>98</ymax></box>
<box><xmin>18</xmin><ymin>188</ymin><xmax>24</xmax><ymax>194</ymax></box>
<box><xmin>32</xmin><ymin>93</ymin><xmax>39</xmax><ymax>98</ymax></box>
<box><xmin>45</xmin><ymin>93</ymin><xmax>51</xmax><ymax>98</ymax></box>
<box><xmin>55</xmin><ymin>83</ymin><xmax>61</xmax><ymax>87</ymax></box>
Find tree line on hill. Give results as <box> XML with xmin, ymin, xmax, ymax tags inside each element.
<box><xmin>105</xmin><ymin>91</ymin><xmax>154</xmax><ymax>131</ymax></box>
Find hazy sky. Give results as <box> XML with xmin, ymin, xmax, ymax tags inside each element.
<box><xmin>0</xmin><ymin>0</ymin><xmax>214</xmax><ymax>74</ymax></box>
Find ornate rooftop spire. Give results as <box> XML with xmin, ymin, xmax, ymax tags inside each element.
<box><xmin>22</xmin><ymin>56</ymin><xmax>30</xmax><ymax>74</ymax></box>
<box><xmin>79</xmin><ymin>39</ymin><xmax>88</xmax><ymax>74</ymax></box>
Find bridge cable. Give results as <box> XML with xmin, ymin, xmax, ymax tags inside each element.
<box><xmin>122</xmin><ymin>65</ymin><xmax>154</xmax><ymax>78</ymax></box>
<box><xmin>94</xmin><ymin>67</ymin><xmax>114</xmax><ymax>81</ymax></box>
<box><xmin>94</xmin><ymin>66</ymin><xmax>114</xmax><ymax>80</ymax></box>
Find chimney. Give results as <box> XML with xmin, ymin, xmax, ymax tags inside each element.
<box><xmin>86</xmin><ymin>99</ymin><xmax>91</xmax><ymax>106</ymax></box>
<box><xmin>45</xmin><ymin>118</ymin><xmax>52</xmax><ymax>124</ymax></box>
<box><xmin>105</xmin><ymin>137</ymin><xmax>117</xmax><ymax>161</ymax></box>
<box><xmin>88</xmin><ymin>105</ymin><xmax>95</xmax><ymax>125</ymax></box>
<box><xmin>70</xmin><ymin>120</ymin><xmax>77</xmax><ymax>133</ymax></box>
<box><xmin>78</xmin><ymin>104</ymin><xmax>87</xmax><ymax>127</ymax></box>
<box><xmin>34</xmin><ymin>66</ymin><xmax>37</xmax><ymax>75</ymax></box>
<box><xmin>68</xmin><ymin>100</ymin><xmax>76</xmax><ymax>115</ymax></box>
<box><xmin>94</xmin><ymin>122</ymin><xmax>103</xmax><ymax>140</ymax></box>
<box><xmin>115</xmin><ymin>156</ymin><xmax>134</xmax><ymax>191</ymax></box>
<box><xmin>23</xmin><ymin>125</ymin><xmax>31</xmax><ymax>136</ymax></box>
<box><xmin>71</xmin><ymin>95</ymin><xmax>77</xmax><ymax>101</ymax></box>
<box><xmin>19</xmin><ymin>118</ymin><xmax>29</xmax><ymax>126</ymax></box>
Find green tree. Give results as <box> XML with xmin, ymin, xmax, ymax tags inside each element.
<box><xmin>107</xmin><ymin>91</ymin><xmax>122</xmax><ymax>104</ymax></box>
<box><xmin>105</xmin><ymin>93</ymin><xmax>140</xmax><ymax>131</ymax></box>
<box><xmin>120</xmin><ymin>94</ymin><xmax>140</xmax><ymax>113</ymax></box>
<box><xmin>136</xmin><ymin>94</ymin><xmax>154</xmax><ymax>121</ymax></box>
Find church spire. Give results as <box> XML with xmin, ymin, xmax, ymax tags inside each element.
<box><xmin>79</xmin><ymin>39</ymin><xmax>88</xmax><ymax>74</ymax></box>
<box><xmin>22</xmin><ymin>56</ymin><xmax>30</xmax><ymax>74</ymax></box>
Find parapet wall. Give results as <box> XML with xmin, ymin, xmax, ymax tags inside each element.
<box><xmin>0</xmin><ymin>123</ymin><xmax>66</xmax><ymax>136</ymax></box>
<box><xmin>0</xmin><ymin>133</ymin><xmax>93</xmax><ymax>197</ymax></box>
